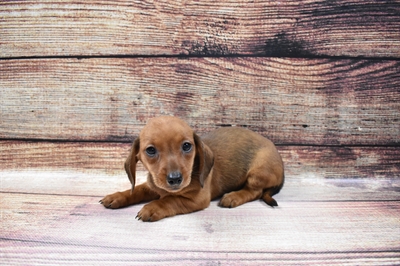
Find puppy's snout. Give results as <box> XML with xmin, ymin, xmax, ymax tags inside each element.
<box><xmin>167</xmin><ymin>172</ymin><xmax>183</xmax><ymax>186</ymax></box>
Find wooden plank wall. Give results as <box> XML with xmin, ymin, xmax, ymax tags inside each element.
<box><xmin>1</xmin><ymin>1</ymin><xmax>399</xmax><ymax>177</ymax></box>
<box><xmin>1</xmin><ymin>1</ymin><xmax>400</xmax><ymax>265</ymax></box>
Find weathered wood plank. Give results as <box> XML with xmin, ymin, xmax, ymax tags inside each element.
<box><xmin>1</xmin><ymin>240</ymin><xmax>399</xmax><ymax>265</ymax></box>
<box><xmin>281</xmin><ymin>146</ymin><xmax>400</xmax><ymax>179</ymax></box>
<box><xmin>1</xmin><ymin>169</ymin><xmax>399</xmax><ymax>201</ymax></box>
<box><xmin>1</xmin><ymin>192</ymin><xmax>399</xmax><ymax>256</ymax></box>
<box><xmin>0</xmin><ymin>141</ymin><xmax>128</xmax><ymax>174</ymax></box>
<box><xmin>1</xmin><ymin>1</ymin><xmax>399</xmax><ymax>58</ymax></box>
<box><xmin>1</xmin><ymin>141</ymin><xmax>399</xmax><ymax>180</ymax></box>
<box><xmin>1</xmin><ymin>58</ymin><xmax>399</xmax><ymax>145</ymax></box>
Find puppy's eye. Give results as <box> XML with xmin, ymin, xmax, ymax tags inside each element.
<box><xmin>145</xmin><ymin>146</ymin><xmax>157</xmax><ymax>157</ymax></box>
<box><xmin>182</xmin><ymin>142</ymin><xmax>192</xmax><ymax>153</ymax></box>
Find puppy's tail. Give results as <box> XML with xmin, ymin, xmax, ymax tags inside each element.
<box><xmin>262</xmin><ymin>174</ymin><xmax>285</xmax><ymax>207</ymax></box>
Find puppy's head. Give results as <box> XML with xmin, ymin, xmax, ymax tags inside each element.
<box><xmin>125</xmin><ymin>116</ymin><xmax>213</xmax><ymax>194</ymax></box>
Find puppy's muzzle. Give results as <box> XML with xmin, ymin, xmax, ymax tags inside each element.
<box><xmin>167</xmin><ymin>171</ymin><xmax>183</xmax><ymax>187</ymax></box>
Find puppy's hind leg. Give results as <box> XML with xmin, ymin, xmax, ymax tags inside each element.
<box><xmin>219</xmin><ymin>148</ymin><xmax>283</xmax><ymax>208</ymax></box>
<box><xmin>219</xmin><ymin>181</ymin><xmax>263</xmax><ymax>208</ymax></box>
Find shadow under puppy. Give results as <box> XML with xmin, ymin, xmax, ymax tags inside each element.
<box><xmin>100</xmin><ymin>116</ymin><xmax>284</xmax><ymax>222</ymax></box>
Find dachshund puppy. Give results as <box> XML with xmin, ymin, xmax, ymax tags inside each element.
<box><xmin>100</xmin><ymin>116</ymin><xmax>284</xmax><ymax>222</ymax></box>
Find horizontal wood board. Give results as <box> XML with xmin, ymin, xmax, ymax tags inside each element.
<box><xmin>1</xmin><ymin>190</ymin><xmax>399</xmax><ymax>264</ymax></box>
<box><xmin>2</xmin><ymin>241</ymin><xmax>399</xmax><ymax>265</ymax></box>
<box><xmin>1</xmin><ymin>141</ymin><xmax>399</xmax><ymax>180</ymax></box>
<box><xmin>1</xmin><ymin>58</ymin><xmax>399</xmax><ymax>145</ymax></box>
<box><xmin>1</xmin><ymin>169</ymin><xmax>399</xmax><ymax>201</ymax></box>
<box><xmin>1</xmin><ymin>0</ymin><xmax>399</xmax><ymax>58</ymax></box>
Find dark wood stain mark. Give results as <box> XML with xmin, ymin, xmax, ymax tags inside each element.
<box><xmin>263</xmin><ymin>32</ymin><xmax>313</xmax><ymax>57</ymax></box>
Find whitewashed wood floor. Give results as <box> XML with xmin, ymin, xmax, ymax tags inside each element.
<box><xmin>1</xmin><ymin>171</ymin><xmax>399</xmax><ymax>265</ymax></box>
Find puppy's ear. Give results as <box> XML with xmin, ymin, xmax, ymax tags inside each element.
<box><xmin>193</xmin><ymin>133</ymin><xmax>214</xmax><ymax>187</ymax></box>
<box><xmin>125</xmin><ymin>137</ymin><xmax>140</xmax><ymax>194</ymax></box>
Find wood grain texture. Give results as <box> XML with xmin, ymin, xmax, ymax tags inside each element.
<box><xmin>1</xmin><ymin>141</ymin><xmax>399</xmax><ymax>180</ymax></box>
<box><xmin>1</xmin><ymin>192</ymin><xmax>399</xmax><ymax>263</ymax></box>
<box><xmin>2</xmin><ymin>1</ymin><xmax>399</xmax><ymax>264</ymax></box>
<box><xmin>2</xmin><ymin>240</ymin><xmax>399</xmax><ymax>265</ymax></box>
<box><xmin>1</xmin><ymin>58</ymin><xmax>399</xmax><ymax>145</ymax></box>
<box><xmin>1</xmin><ymin>0</ymin><xmax>399</xmax><ymax>58</ymax></box>
<box><xmin>0</xmin><ymin>141</ymin><xmax>128</xmax><ymax>174</ymax></box>
<box><xmin>2</xmin><ymin>170</ymin><xmax>399</xmax><ymax>201</ymax></box>
<box><xmin>281</xmin><ymin>146</ymin><xmax>400</xmax><ymax>179</ymax></box>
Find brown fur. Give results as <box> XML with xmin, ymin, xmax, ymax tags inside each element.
<box><xmin>100</xmin><ymin>116</ymin><xmax>284</xmax><ymax>222</ymax></box>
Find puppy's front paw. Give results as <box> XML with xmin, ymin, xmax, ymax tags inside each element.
<box><xmin>219</xmin><ymin>192</ymin><xmax>240</xmax><ymax>208</ymax></box>
<box><xmin>100</xmin><ymin>192</ymin><xmax>127</xmax><ymax>209</ymax></box>
<box><xmin>136</xmin><ymin>202</ymin><xmax>166</xmax><ymax>222</ymax></box>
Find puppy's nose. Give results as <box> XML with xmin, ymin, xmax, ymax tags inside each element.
<box><xmin>167</xmin><ymin>172</ymin><xmax>183</xmax><ymax>186</ymax></box>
